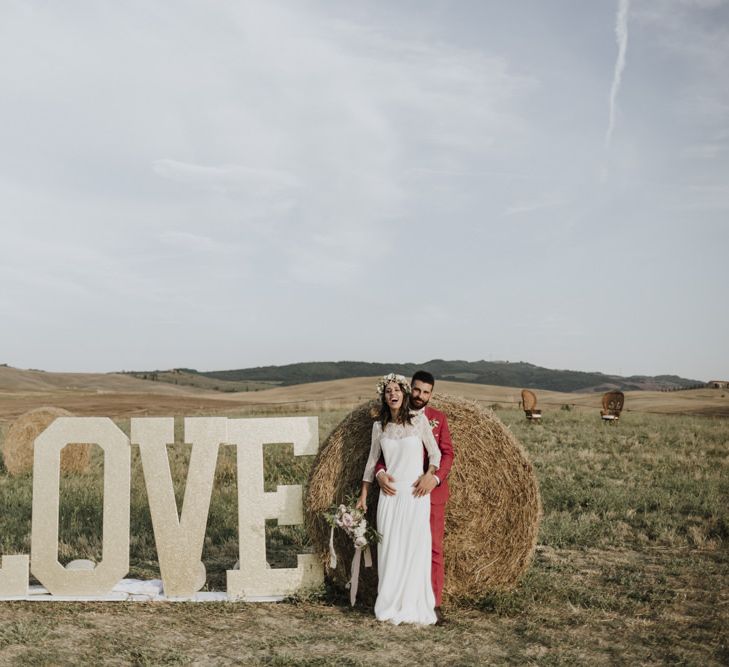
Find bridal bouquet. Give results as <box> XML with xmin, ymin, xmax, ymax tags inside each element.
<box><xmin>324</xmin><ymin>501</ymin><xmax>381</xmax><ymax>605</ymax></box>
<box><xmin>325</xmin><ymin>502</ymin><xmax>381</xmax><ymax>552</ymax></box>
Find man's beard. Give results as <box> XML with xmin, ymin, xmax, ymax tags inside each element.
<box><xmin>410</xmin><ymin>396</ymin><xmax>428</xmax><ymax>410</ymax></box>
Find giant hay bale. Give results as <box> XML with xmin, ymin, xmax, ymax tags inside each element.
<box><xmin>305</xmin><ymin>396</ymin><xmax>541</xmax><ymax>603</ymax></box>
<box><xmin>1</xmin><ymin>407</ymin><xmax>90</xmax><ymax>476</ymax></box>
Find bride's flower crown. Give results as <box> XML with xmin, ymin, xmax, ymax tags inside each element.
<box><xmin>376</xmin><ymin>373</ymin><xmax>411</xmax><ymax>396</ymax></box>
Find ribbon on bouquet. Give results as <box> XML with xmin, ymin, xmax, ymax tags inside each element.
<box><xmin>328</xmin><ymin>525</ymin><xmax>373</xmax><ymax>606</ymax></box>
<box><xmin>328</xmin><ymin>525</ymin><xmax>338</xmax><ymax>569</ymax></box>
<box><xmin>346</xmin><ymin>545</ymin><xmax>372</xmax><ymax>606</ymax></box>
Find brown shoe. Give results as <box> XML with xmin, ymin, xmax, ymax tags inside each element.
<box><xmin>434</xmin><ymin>606</ymin><xmax>447</xmax><ymax>626</ymax></box>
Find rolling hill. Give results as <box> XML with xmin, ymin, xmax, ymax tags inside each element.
<box><xmin>1</xmin><ymin>366</ymin><xmax>726</xmax><ymax>420</ymax></box>
<box><xmin>130</xmin><ymin>360</ymin><xmax>703</xmax><ymax>394</ymax></box>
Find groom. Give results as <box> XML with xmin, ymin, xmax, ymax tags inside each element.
<box><xmin>375</xmin><ymin>370</ymin><xmax>454</xmax><ymax>623</ymax></box>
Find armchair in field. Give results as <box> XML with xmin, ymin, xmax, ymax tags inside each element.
<box><xmin>520</xmin><ymin>389</ymin><xmax>542</xmax><ymax>423</ymax></box>
<box><xmin>600</xmin><ymin>391</ymin><xmax>624</xmax><ymax>423</ymax></box>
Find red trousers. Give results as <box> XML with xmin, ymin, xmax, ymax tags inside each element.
<box><xmin>430</xmin><ymin>502</ymin><xmax>446</xmax><ymax>606</ymax></box>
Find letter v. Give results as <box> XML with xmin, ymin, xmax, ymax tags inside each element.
<box><xmin>131</xmin><ymin>417</ymin><xmax>226</xmax><ymax>598</ymax></box>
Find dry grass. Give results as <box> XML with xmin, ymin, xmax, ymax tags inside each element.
<box><xmin>0</xmin><ymin>390</ymin><xmax>727</xmax><ymax>665</ymax></box>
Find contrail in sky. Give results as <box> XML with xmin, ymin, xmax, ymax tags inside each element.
<box><xmin>605</xmin><ymin>0</ymin><xmax>630</xmax><ymax>149</ymax></box>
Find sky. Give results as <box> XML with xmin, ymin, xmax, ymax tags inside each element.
<box><xmin>1</xmin><ymin>0</ymin><xmax>727</xmax><ymax>381</ymax></box>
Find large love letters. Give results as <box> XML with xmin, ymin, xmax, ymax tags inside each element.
<box><xmin>0</xmin><ymin>416</ymin><xmax>323</xmax><ymax>600</ymax></box>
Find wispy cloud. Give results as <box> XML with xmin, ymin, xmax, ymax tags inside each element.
<box><xmin>682</xmin><ymin>131</ymin><xmax>729</xmax><ymax>159</ymax></box>
<box><xmin>152</xmin><ymin>159</ymin><xmax>300</xmax><ymax>195</ymax></box>
<box><xmin>684</xmin><ymin>183</ymin><xmax>729</xmax><ymax>209</ymax></box>
<box><xmin>157</xmin><ymin>230</ymin><xmax>235</xmax><ymax>253</ymax></box>
<box><xmin>504</xmin><ymin>197</ymin><xmax>565</xmax><ymax>217</ymax></box>
<box><xmin>605</xmin><ymin>0</ymin><xmax>631</xmax><ymax>149</ymax></box>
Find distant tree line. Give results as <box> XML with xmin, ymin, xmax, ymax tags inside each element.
<box><xmin>659</xmin><ymin>383</ymin><xmax>706</xmax><ymax>392</ymax></box>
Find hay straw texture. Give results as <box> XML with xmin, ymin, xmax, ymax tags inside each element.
<box><xmin>1</xmin><ymin>407</ymin><xmax>90</xmax><ymax>476</ymax></box>
<box><xmin>521</xmin><ymin>389</ymin><xmax>538</xmax><ymax>411</ymax></box>
<box><xmin>305</xmin><ymin>396</ymin><xmax>542</xmax><ymax>603</ymax></box>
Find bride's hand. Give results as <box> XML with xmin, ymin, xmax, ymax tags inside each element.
<box><xmin>355</xmin><ymin>497</ymin><xmax>367</xmax><ymax>511</ymax></box>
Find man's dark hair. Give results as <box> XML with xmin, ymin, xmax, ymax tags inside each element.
<box><xmin>411</xmin><ymin>370</ymin><xmax>435</xmax><ymax>387</ymax></box>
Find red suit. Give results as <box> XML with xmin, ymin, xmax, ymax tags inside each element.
<box><xmin>375</xmin><ymin>405</ymin><xmax>454</xmax><ymax>606</ymax></box>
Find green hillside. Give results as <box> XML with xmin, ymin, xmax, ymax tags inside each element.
<box><xmin>166</xmin><ymin>360</ymin><xmax>703</xmax><ymax>393</ymax></box>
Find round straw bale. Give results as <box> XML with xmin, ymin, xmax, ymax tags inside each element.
<box><xmin>1</xmin><ymin>407</ymin><xmax>90</xmax><ymax>476</ymax></box>
<box><xmin>305</xmin><ymin>396</ymin><xmax>541</xmax><ymax>604</ymax></box>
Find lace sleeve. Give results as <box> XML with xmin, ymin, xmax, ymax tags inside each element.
<box><xmin>362</xmin><ymin>422</ymin><xmax>382</xmax><ymax>482</ymax></box>
<box><xmin>419</xmin><ymin>414</ymin><xmax>441</xmax><ymax>471</ymax></box>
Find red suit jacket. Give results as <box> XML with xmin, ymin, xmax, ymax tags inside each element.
<box><xmin>374</xmin><ymin>405</ymin><xmax>454</xmax><ymax>505</ymax></box>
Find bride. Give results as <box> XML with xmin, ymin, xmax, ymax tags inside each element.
<box><xmin>357</xmin><ymin>373</ymin><xmax>441</xmax><ymax>625</ymax></box>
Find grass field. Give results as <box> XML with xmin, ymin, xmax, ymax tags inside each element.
<box><xmin>0</xmin><ymin>401</ymin><xmax>727</xmax><ymax>665</ymax></box>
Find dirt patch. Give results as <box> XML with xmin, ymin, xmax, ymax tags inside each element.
<box><xmin>1</xmin><ymin>545</ymin><xmax>725</xmax><ymax>666</ymax></box>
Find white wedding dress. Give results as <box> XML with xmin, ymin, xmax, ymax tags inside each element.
<box><xmin>362</xmin><ymin>413</ymin><xmax>441</xmax><ymax>625</ymax></box>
